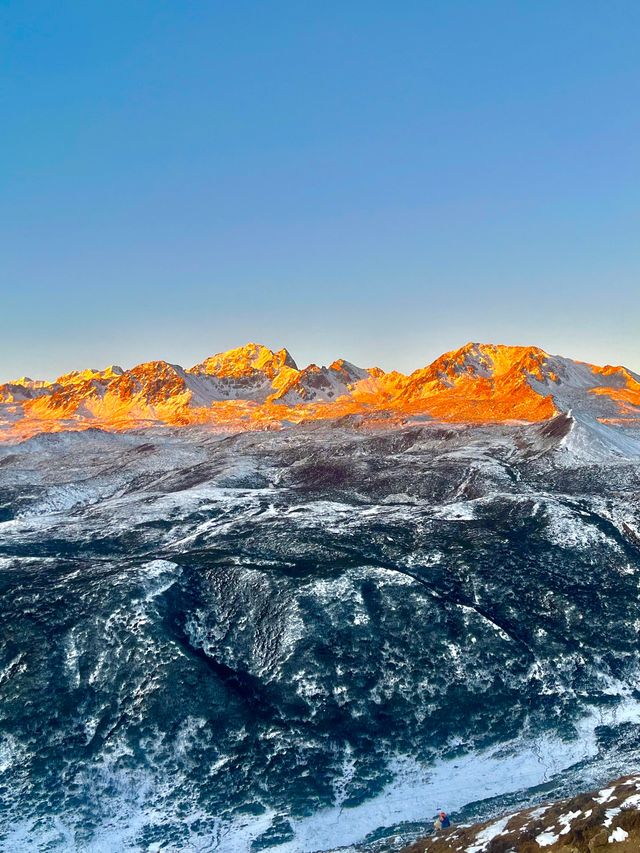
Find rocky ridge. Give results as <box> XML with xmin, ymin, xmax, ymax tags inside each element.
<box><xmin>1</xmin><ymin>342</ymin><xmax>640</xmax><ymax>440</ymax></box>
<box><xmin>399</xmin><ymin>774</ymin><xmax>640</xmax><ymax>853</ymax></box>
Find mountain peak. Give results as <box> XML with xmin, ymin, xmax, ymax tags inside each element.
<box><xmin>3</xmin><ymin>341</ymin><xmax>640</xmax><ymax>440</ymax></box>
<box><xmin>189</xmin><ymin>343</ymin><xmax>298</xmax><ymax>378</ymax></box>
<box><xmin>431</xmin><ymin>342</ymin><xmax>550</xmax><ymax>379</ymax></box>
<box><xmin>54</xmin><ymin>365</ymin><xmax>125</xmax><ymax>385</ymax></box>
<box><xmin>10</xmin><ymin>376</ymin><xmax>51</xmax><ymax>389</ymax></box>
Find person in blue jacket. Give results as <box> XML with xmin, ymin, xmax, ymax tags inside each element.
<box><xmin>433</xmin><ymin>810</ymin><xmax>451</xmax><ymax>831</ymax></box>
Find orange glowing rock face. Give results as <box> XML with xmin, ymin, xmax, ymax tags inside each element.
<box><xmin>191</xmin><ymin>343</ymin><xmax>297</xmax><ymax>380</ymax></box>
<box><xmin>392</xmin><ymin>344</ymin><xmax>558</xmax><ymax>422</ymax></box>
<box><xmin>2</xmin><ymin>341</ymin><xmax>640</xmax><ymax>441</ymax></box>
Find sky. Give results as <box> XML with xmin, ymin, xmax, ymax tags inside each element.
<box><xmin>1</xmin><ymin>1</ymin><xmax>639</xmax><ymax>381</ymax></box>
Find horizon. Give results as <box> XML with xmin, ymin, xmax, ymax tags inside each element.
<box><xmin>3</xmin><ymin>337</ymin><xmax>638</xmax><ymax>386</ymax></box>
<box><xmin>2</xmin><ymin>2</ymin><xmax>640</xmax><ymax>382</ymax></box>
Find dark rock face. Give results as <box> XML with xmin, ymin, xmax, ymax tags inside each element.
<box><xmin>538</xmin><ymin>411</ymin><xmax>573</xmax><ymax>440</ymax></box>
<box><xmin>1</xmin><ymin>420</ymin><xmax>640</xmax><ymax>851</ymax></box>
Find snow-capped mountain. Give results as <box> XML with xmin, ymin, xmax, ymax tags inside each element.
<box><xmin>188</xmin><ymin>343</ymin><xmax>300</xmax><ymax>401</ymax></box>
<box><xmin>1</xmin><ymin>341</ymin><xmax>640</xmax><ymax>441</ymax></box>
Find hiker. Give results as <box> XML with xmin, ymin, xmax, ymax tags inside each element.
<box><xmin>433</xmin><ymin>810</ymin><xmax>451</xmax><ymax>831</ymax></box>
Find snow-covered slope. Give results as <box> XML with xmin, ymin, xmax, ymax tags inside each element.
<box><xmin>2</xmin><ymin>419</ymin><xmax>640</xmax><ymax>851</ymax></box>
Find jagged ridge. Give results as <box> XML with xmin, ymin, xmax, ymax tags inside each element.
<box><xmin>2</xmin><ymin>342</ymin><xmax>640</xmax><ymax>440</ymax></box>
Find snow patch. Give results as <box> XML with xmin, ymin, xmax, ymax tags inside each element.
<box><xmin>465</xmin><ymin>814</ymin><xmax>511</xmax><ymax>852</ymax></box>
<box><xmin>535</xmin><ymin>830</ymin><xmax>559</xmax><ymax>847</ymax></box>
<box><xmin>609</xmin><ymin>826</ymin><xmax>629</xmax><ymax>842</ymax></box>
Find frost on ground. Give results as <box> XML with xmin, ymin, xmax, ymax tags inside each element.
<box><xmin>1</xmin><ymin>418</ymin><xmax>640</xmax><ymax>852</ymax></box>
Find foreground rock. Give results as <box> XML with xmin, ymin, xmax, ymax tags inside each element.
<box><xmin>401</xmin><ymin>774</ymin><xmax>640</xmax><ymax>853</ymax></box>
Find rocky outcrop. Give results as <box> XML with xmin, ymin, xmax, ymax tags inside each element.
<box><xmin>400</xmin><ymin>774</ymin><xmax>640</xmax><ymax>853</ymax></box>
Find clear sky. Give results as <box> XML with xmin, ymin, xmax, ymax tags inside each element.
<box><xmin>1</xmin><ymin>1</ymin><xmax>639</xmax><ymax>381</ymax></box>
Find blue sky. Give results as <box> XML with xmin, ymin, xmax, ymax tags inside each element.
<box><xmin>1</xmin><ymin>1</ymin><xmax>639</xmax><ymax>380</ymax></box>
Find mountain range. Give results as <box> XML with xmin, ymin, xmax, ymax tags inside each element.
<box><xmin>2</xmin><ymin>341</ymin><xmax>640</xmax><ymax>440</ymax></box>
<box><xmin>4</xmin><ymin>342</ymin><xmax>640</xmax><ymax>851</ymax></box>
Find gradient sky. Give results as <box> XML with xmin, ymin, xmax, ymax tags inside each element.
<box><xmin>2</xmin><ymin>1</ymin><xmax>639</xmax><ymax>381</ymax></box>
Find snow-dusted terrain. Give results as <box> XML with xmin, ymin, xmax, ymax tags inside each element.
<box><xmin>1</xmin><ymin>414</ymin><xmax>640</xmax><ymax>851</ymax></box>
<box><xmin>404</xmin><ymin>773</ymin><xmax>640</xmax><ymax>852</ymax></box>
